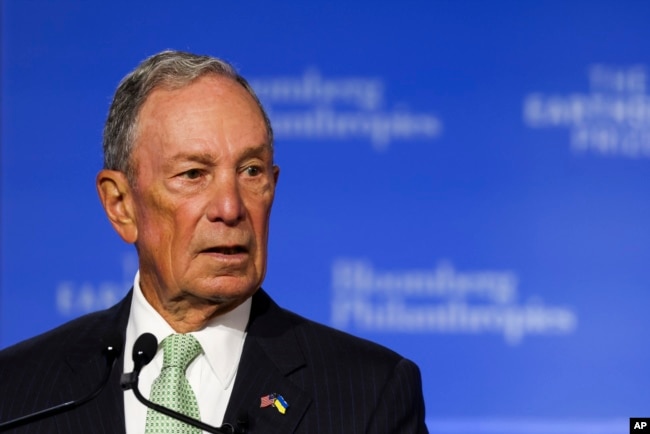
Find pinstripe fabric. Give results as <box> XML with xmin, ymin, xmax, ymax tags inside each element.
<box><xmin>223</xmin><ymin>291</ymin><xmax>428</xmax><ymax>433</ymax></box>
<box><xmin>0</xmin><ymin>289</ymin><xmax>427</xmax><ymax>433</ymax></box>
<box><xmin>0</xmin><ymin>295</ymin><xmax>130</xmax><ymax>434</ymax></box>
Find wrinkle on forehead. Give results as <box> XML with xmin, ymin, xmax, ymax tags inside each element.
<box><xmin>164</xmin><ymin>143</ymin><xmax>272</xmax><ymax>165</ymax></box>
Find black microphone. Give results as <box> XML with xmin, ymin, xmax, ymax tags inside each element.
<box><xmin>121</xmin><ymin>333</ymin><xmax>247</xmax><ymax>434</ymax></box>
<box><xmin>120</xmin><ymin>332</ymin><xmax>157</xmax><ymax>388</ymax></box>
<box><xmin>0</xmin><ymin>330</ymin><xmax>123</xmax><ymax>432</ymax></box>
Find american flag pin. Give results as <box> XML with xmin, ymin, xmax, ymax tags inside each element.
<box><xmin>260</xmin><ymin>393</ymin><xmax>276</xmax><ymax>408</ymax></box>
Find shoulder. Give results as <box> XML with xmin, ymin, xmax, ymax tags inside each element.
<box><xmin>286</xmin><ymin>306</ymin><xmax>404</xmax><ymax>363</ymax></box>
<box><xmin>284</xmin><ymin>306</ymin><xmax>425</xmax><ymax>389</ymax></box>
<box><xmin>251</xmin><ymin>289</ymin><xmax>417</xmax><ymax>379</ymax></box>
<box><xmin>0</xmin><ymin>292</ymin><xmax>131</xmax><ymax>369</ymax></box>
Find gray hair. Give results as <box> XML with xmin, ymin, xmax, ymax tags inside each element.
<box><xmin>102</xmin><ymin>50</ymin><xmax>273</xmax><ymax>181</ymax></box>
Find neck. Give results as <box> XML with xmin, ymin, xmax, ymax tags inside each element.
<box><xmin>140</xmin><ymin>286</ymin><xmax>244</xmax><ymax>333</ymax></box>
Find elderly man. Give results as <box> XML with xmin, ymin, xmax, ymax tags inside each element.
<box><xmin>0</xmin><ymin>51</ymin><xmax>428</xmax><ymax>433</ymax></box>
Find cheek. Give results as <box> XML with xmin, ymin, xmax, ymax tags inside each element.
<box><xmin>165</xmin><ymin>201</ymin><xmax>211</xmax><ymax>255</ymax></box>
<box><xmin>135</xmin><ymin>192</ymin><xmax>181</xmax><ymax>249</ymax></box>
<box><xmin>249</xmin><ymin>199</ymin><xmax>274</xmax><ymax>242</ymax></box>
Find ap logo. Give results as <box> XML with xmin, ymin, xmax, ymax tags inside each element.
<box><xmin>631</xmin><ymin>418</ymin><xmax>650</xmax><ymax>432</ymax></box>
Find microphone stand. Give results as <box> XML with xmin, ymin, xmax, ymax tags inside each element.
<box><xmin>121</xmin><ymin>333</ymin><xmax>245</xmax><ymax>434</ymax></box>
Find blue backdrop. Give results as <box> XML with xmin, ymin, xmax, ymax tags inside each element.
<box><xmin>2</xmin><ymin>1</ymin><xmax>650</xmax><ymax>433</ymax></box>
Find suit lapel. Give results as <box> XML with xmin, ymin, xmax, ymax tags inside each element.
<box><xmin>224</xmin><ymin>290</ymin><xmax>312</xmax><ymax>433</ymax></box>
<box><xmin>59</xmin><ymin>291</ymin><xmax>132</xmax><ymax>434</ymax></box>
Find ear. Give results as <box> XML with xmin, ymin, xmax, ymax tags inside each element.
<box><xmin>273</xmin><ymin>164</ymin><xmax>280</xmax><ymax>185</ymax></box>
<box><xmin>96</xmin><ymin>169</ymin><xmax>138</xmax><ymax>244</ymax></box>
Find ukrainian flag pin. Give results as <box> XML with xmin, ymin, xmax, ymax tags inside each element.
<box><xmin>273</xmin><ymin>394</ymin><xmax>289</xmax><ymax>414</ymax></box>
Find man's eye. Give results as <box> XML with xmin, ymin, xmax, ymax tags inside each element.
<box><xmin>182</xmin><ymin>169</ymin><xmax>202</xmax><ymax>179</ymax></box>
<box><xmin>245</xmin><ymin>166</ymin><xmax>261</xmax><ymax>176</ymax></box>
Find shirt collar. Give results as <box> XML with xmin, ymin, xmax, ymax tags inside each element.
<box><xmin>129</xmin><ymin>270</ymin><xmax>251</xmax><ymax>389</ymax></box>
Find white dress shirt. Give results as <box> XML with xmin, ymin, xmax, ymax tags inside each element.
<box><xmin>123</xmin><ymin>271</ymin><xmax>251</xmax><ymax>434</ymax></box>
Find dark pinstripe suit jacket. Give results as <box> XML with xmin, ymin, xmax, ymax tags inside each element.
<box><xmin>0</xmin><ymin>289</ymin><xmax>428</xmax><ymax>433</ymax></box>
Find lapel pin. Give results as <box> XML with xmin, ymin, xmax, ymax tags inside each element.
<box><xmin>260</xmin><ymin>393</ymin><xmax>289</xmax><ymax>414</ymax></box>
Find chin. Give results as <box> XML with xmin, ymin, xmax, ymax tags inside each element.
<box><xmin>196</xmin><ymin>278</ymin><xmax>260</xmax><ymax>301</ymax></box>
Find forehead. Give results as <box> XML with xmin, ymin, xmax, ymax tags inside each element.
<box><xmin>129</xmin><ymin>75</ymin><xmax>271</xmax><ymax>177</ymax></box>
<box><xmin>140</xmin><ymin>74</ymin><xmax>265</xmax><ymax>127</ymax></box>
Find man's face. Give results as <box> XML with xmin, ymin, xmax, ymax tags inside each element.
<box><xmin>129</xmin><ymin>75</ymin><xmax>278</xmax><ymax>311</ymax></box>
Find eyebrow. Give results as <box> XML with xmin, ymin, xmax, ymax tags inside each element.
<box><xmin>166</xmin><ymin>152</ymin><xmax>217</xmax><ymax>167</ymax></box>
<box><xmin>165</xmin><ymin>143</ymin><xmax>272</xmax><ymax>167</ymax></box>
<box><xmin>237</xmin><ymin>143</ymin><xmax>273</xmax><ymax>161</ymax></box>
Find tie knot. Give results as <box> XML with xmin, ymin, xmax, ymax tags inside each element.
<box><xmin>161</xmin><ymin>334</ymin><xmax>203</xmax><ymax>371</ymax></box>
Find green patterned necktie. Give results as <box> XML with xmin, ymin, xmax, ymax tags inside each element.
<box><xmin>145</xmin><ymin>334</ymin><xmax>203</xmax><ymax>434</ymax></box>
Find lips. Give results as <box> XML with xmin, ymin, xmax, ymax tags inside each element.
<box><xmin>201</xmin><ymin>245</ymin><xmax>248</xmax><ymax>255</ymax></box>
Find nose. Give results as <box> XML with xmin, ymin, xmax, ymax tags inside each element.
<box><xmin>205</xmin><ymin>172</ymin><xmax>246</xmax><ymax>225</ymax></box>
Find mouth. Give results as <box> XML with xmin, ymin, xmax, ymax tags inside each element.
<box><xmin>201</xmin><ymin>245</ymin><xmax>248</xmax><ymax>255</ymax></box>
